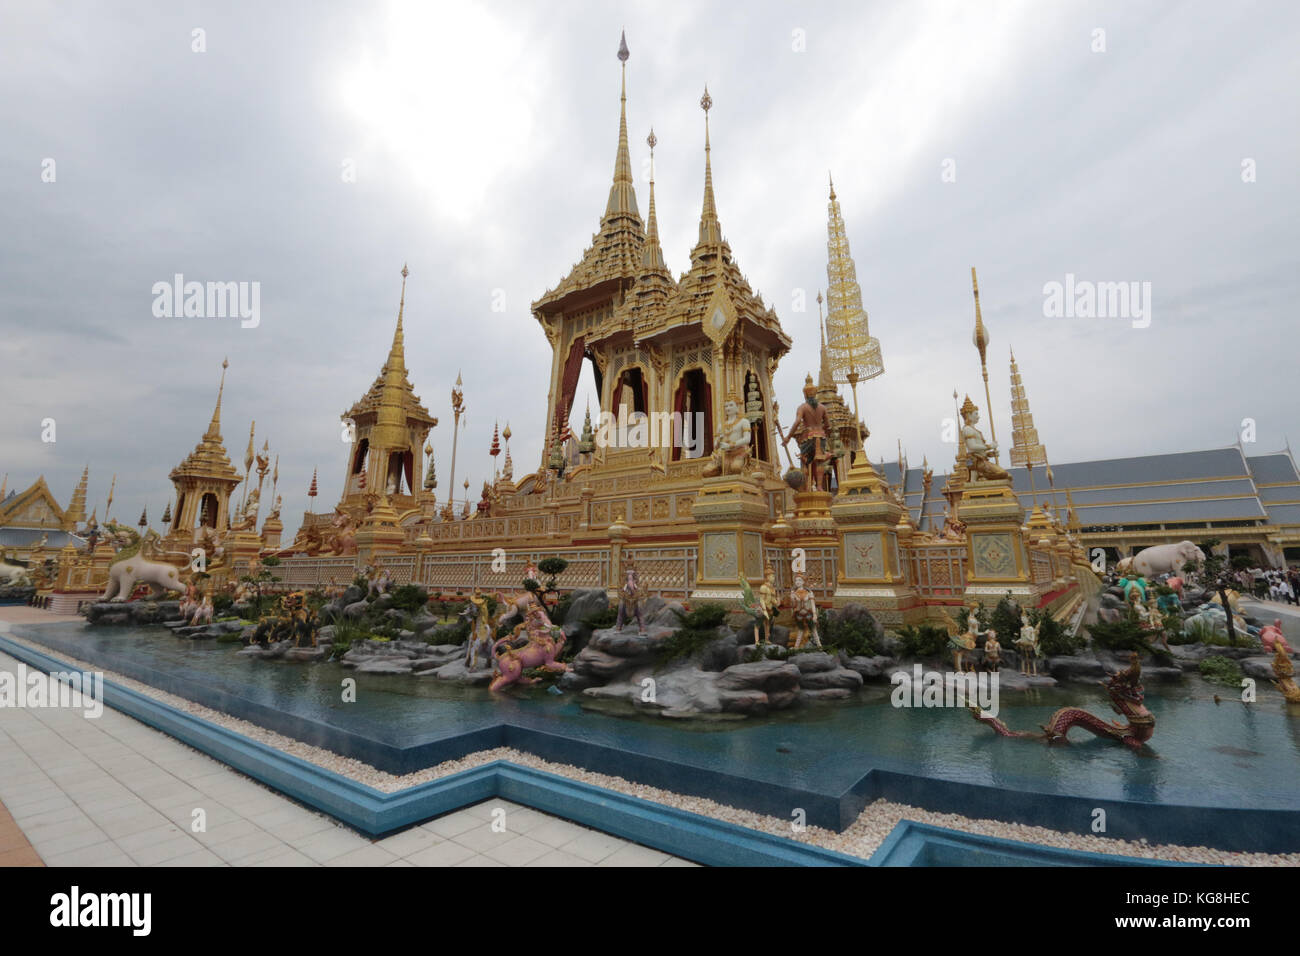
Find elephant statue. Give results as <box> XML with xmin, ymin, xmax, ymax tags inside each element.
<box><xmin>100</xmin><ymin>556</ymin><xmax>185</xmax><ymax>602</ymax></box>
<box><xmin>1129</xmin><ymin>541</ymin><xmax>1205</xmax><ymax>579</ymax></box>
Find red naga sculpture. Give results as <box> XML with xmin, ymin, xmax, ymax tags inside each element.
<box><xmin>971</xmin><ymin>652</ymin><xmax>1155</xmax><ymax>751</ymax></box>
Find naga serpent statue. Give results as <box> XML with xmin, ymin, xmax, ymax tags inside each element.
<box><xmin>971</xmin><ymin>651</ymin><xmax>1155</xmax><ymax>751</ymax></box>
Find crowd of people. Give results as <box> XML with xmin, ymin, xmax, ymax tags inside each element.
<box><xmin>1237</xmin><ymin>566</ymin><xmax>1300</xmax><ymax>605</ymax></box>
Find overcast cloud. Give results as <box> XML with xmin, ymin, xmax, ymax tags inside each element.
<box><xmin>1</xmin><ymin>1</ymin><xmax>1297</xmax><ymax>538</ymax></box>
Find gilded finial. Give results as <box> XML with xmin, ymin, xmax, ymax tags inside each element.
<box><xmin>700</xmin><ymin>85</ymin><xmax>712</xmax><ymax>113</ymax></box>
<box><xmin>828</xmin><ymin>171</ymin><xmax>835</xmax><ymax>201</ymax></box>
<box><xmin>617</xmin><ymin>29</ymin><xmax>629</xmax><ymax>63</ymax></box>
<box><xmin>646</xmin><ymin>128</ymin><xmax>656</xmax><ymax>151</ymax></box>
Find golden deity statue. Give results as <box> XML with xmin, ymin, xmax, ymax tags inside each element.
<box><xmin>702</xmin><ymin>392</ymin><xmax>751</xmax><ymax>477</ymax></box>
<box><xmin>959</xmin><ymin>395</ymin><xmax>1009</xmax><ymax>482</ymax></box>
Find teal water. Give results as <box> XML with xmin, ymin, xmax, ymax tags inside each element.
<box><xmin>12</xmin><ymin>622</ymin><xmax>1300</xmax><ymax>810</ymax></box>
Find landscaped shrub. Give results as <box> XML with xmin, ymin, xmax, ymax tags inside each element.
<box><xmin>671</xmin><ymin>603</ymin><xmax>728</xmax><ymax>631</ymax></box>
<box><xmin>390</xmin><ymin>584</ymin><xmax>428</xmax><ymax>613</ymax></box>
<box><xmin>212</xmin><ymin>593</ymin><xmax>233</xmax><ymax>613</ymax></box>
<box><xmin>1199</xmin><ymin>655</ymin><xmax>1244</xmax><ymax>686</ymax></box>
<box><xmin>583</xmin><ymin>607</ymin><xmax>618</xmax><ymax>630</ymax></box>
<box><xmin>894</xmin><ymin>623</ymin><xmax>950</xmax><ymax>659</ymax></box>
<box><xmin>816</xmin><ymin>609</ymin><xmax>878</xmax><ymax>657</ymax></box>
<box><xmin>1031</xmin><ymin>608</ymin><xmax>1084</xmax><ymax>657</ymax></box>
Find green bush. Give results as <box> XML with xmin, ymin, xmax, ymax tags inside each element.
<box><xmin>816</xmin><ymin>609</ymin><xmax>878</xmax><ymax>657</ymax></box>
<box><xmin>1199</xmin><ymin>655</ymin><xmax>1244</xmax><ymax>686</ymax></box>
<box><xmin>1031</xmin><ymin>608</ymin><xmax>1084</xmax><ymax>657</ymax></box>
<box><xmin>390</xmin><ymin>584</ymin><xmax>428</xmax><ymax>613</ymax></box>
<box><xmin>671</xmin><ymin>603</ymin><xmax>728</xmax><ymax>631</ymax></box>
<box><xmin>583</xmin><ymin>607</ymin><xmax>618</xmax><ymax>630</ymax></box>
<box><xmin>212</xmin><ymin>593</ymin><xmax>233</xmax><ymax>613</ymax></box>
<box><xmin>655</xmin><ymin>625</ymin><xmax>723</xmax><ymax>666</ymax></box>
<box><xmin>988</xmin><ymin>593</ymin><xmax>1023</xmax><ymax>648</ymax></box>
<box><xmin>328</xmin><ymin>620</ymin><xmax>369</xmax><ymax>658</ymax></box>
<box><xmin>894</xmin><ymin>623</ymin><xmax>950</xmax><ymax>659</ymax></box>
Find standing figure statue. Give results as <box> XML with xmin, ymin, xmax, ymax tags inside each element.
<box><xmin>787</xmin><ymin>374</ymin><xmax>833</xmax><ymax>492</ymax></box>
<box><xmin>982</xmin><ymin>628</ymin><xmax>1003</xmax><ymax>672</ymax></box>
<box><xmin>616</xmin><ymin>562</ymin><xmax>645</xmax><ymax>633</ymax></box>
<box><xmin>959</xmin><ymin>395</ymin><xmax>1009</xmax><ymax>482</ymax></box>
<box><xmin>950</xmin><ymin>602</ymin><xmax>986</xmax><ymax>672</ymax></box>
<box><xmin>789</xmin><ymin>575</ymin><xmax>821</xmax><ymax>648</ymax></box>
<box><xmin>758</xmin><ymin>565</ymin><xmax>780</xmax><ymax>645</ymax></box>
<box><xmin>462</xmin><ymin>588</ymin><xmax>495</xmax><ymax>670</ymax></box>
<box><xmin>702</xmin><ymin>393</ymin><xmax>752</xmax><ymax>477</ymax></box>
<box><xmin>1015</xmin><ymin>612</ymin><xmax>1040</xmax><ymax>675</ymax></box>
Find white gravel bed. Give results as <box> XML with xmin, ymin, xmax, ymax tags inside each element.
<box><xmin>3</xmin><ymin>629</ymin><xmax>1296</xmax><ymax>866</ymax></box>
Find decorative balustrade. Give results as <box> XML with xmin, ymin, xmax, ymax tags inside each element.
<box><xmin>908</xmin><ymin>544</ymin><xmax>967</xmax><ymax>598</ymax></box>
<box><xmin>624</xmin><ymin>546</ymin><xmax>697</xmax><ymax>599</ymax></box>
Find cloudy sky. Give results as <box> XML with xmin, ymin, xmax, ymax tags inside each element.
<box><xmin>2</xmin><ymin>0</ymin><xmax>1297</xmax><ymax>538</ymax></box>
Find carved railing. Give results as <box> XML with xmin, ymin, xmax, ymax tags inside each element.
<box><xmin>908</xmin><ymin>544</ymin><xmax>967</xmax><ymax>598</ymax></box>
<box><xmin>764</xmin><ymin>546</ymin><xmax>838</xmax><ymax>602</ymax></box>
<box><xmin>1029</xmin><ymin>549</ymin><xmax>1054</xmax><ymax>587</ymax></box>
<box><xmin>624</xmin><ymin>546</ymin><xmax>697</xmax><ymax>600</ymax></box>
<box><xmin>266</xmin><ymin>556</ymin><xmax>359</xmax><ymax>591</ymax></box>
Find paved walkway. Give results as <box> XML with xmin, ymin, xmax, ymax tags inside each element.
<box><xmin>0</xmin><ymin>648</ymin><xmax>696</xmax><ymax>867</ymax></box>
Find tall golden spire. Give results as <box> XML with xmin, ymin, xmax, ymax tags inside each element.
<box><xmin>1008</xmin><ymin>346</ymin><xmax>1047</xmax><ymax>508</ymax></box>
<box><xmin>696</xmin><ymin>85</ymin><xmax>722</xmax><ymax>247</ymax></box>
<box><xmin>63</xmin><ymin>465</ymin><xmax>88</xmax><ymax>531</ymax></box>
<box><xmin>605</xmin><ymin>30</ymin><xmax>638</xmax><ymax>219</ymax></box>
<box><xmin>640</xmin><ymin>127</ymin><xmax>668</xmax><ymax>273</ymax></box>
<box><xmin>372</xmin><ymin>264</ymin><xmax>413</xmax><ymax>455</ymax></box>
<box><xmin>205</xmin><ymin>357</ymin><xmax>229</xmax><ymax>442</ymax></box>
<box><xmin>824</xmin><ymin>176</ymin><xmax>883</xmax><ymax>448</ymax></box>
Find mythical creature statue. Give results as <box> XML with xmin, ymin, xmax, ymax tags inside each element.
<box><xmin>789</xmin><ymin>574</ymin><xmax>821</xmax><ymax>649</ymax></box>
<box><xmin>1260</xmin><ymin>619</ymin><xmax>1293</xmax><ymax>655</ymax></box>
<box><xmin>949</xmin><ymin>603</ymin><xmax>986</xmax><ymax>672</ymax></box>
<box><xmin>702</xmin><ymin>394</ymin><xmax>752</xmax><ymax>478</ymax></box>
<box><xmin>615</xmin><ymin>562</ymin><xmax>645</xmax><ymax>633</ymax></box>
<box><xmin>1270</xmin><ymin>643</ymin><xmax>1300</xmax><ymax>704</ymax></box>
<box><xmin>461</xmin><ymin>588</ymin><xmax>495</xmax><ymax>671</ymax></box>
<box><xmin>489</xmin><ymin>603</ymin><xmax>568</xmax><ymax>692</ymax></box>
<box><xmin>972</xmin><ymin>651</ymin><xmax>1155</xmax><ymax>750</ymax></box>
<box><xmin>323</xmin><ymin>508</ymin><xmax>358</xmax><ymax>556</ymax></box>
<box><xmin>739</xmin><ymin>566</ymin><xmax>780</xmax><ymax>645</ymax></box>
<box><xmin>99</xmin><ymin>528</ymin><xmax>185</xmax><ymax>602</ymax></box>
<box><xmin>247</xmin><ymin>591</ymin><xmax>318</xmax><ymax>647</ymax></box>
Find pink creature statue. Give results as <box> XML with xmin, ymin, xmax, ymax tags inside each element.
<box><xmin>1260</xmin><ymin>619</ymin><xmax>1293</xmax><ymax>655</ymax></box>
<box><xmin>489</xmin><ymin>603</ymin><xmax>568</xmax><ymax>692</ymax></box>
<box><xmin>1166</xmin><ymin>576</ymin><xmax>1183</xmax><ymax>597</ymax></box>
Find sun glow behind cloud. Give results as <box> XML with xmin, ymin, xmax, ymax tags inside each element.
<box><xmin>338</xmin><ymin>2</ymin><xmax>548</xmax><ymax>226</ymax></box>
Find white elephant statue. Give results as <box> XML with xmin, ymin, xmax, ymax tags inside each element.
<box><xmin>1129</xmin><ymin>541</ymin><xmax>1205</xmax><ymax>579</ymax></box>
<box><xmin>0</xmin><ymin>561</ymin><xmax>31</xmax><ymax>587</ymax></box>
<box><xmin>100</xmin><ymin>557</ymin><xmax>185</xmax><ymax>602</ymax></box>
